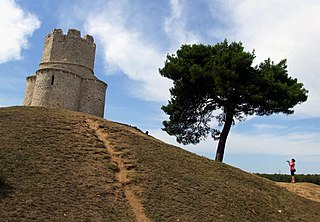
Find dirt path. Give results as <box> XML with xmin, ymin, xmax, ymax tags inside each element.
<box><xmin>276</xmin><ymin>182</ymin><xmax>320</xmax><ymax>203</ymax></box>
<box><xmin>86</xmin><ymin>119</ymin><xmax>150</xmax><ymax>222</ymax></box>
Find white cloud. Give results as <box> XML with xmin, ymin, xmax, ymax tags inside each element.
<box><xmin>84</xmin><ymin>11</ymin><xmax>172</xmax><ymax>102</ymax></box>
<box><xmin>164</xmin><ymin>0</ymin><xmax>200</xmax><ymax>49</ymax></box>
<box><xmin>150</xmin><ymin>126</ymin><xmax>320</xmax><ymax>158</ymax></box>
<box><xmin>62</xmin><ymin>0</ymin><xmax>204</xmax><ymax>103</ymax></box>
<box><xmin>84</xmin><ymin>0</ymin><xmax>202</xmax><ymax>102</ymax></box>
<box><xmin>224</xmin><ymin>0</ymin><xmax>320</xmax><ymax>117</ymax></box>
<box><xmin>0</xmin><ymin>0</ymin><xmax>40</xmax><ymax>63</ymax></box>
<box><xmin>228</xmin><ymin>131</ymin><xmax>320</xmax><ymax>156</ymax></box>
<box><xmin>252</xmin><ymin>124</ymin><xmax>286</xmax><ymax>131</ymax></box>
<box><xmin>81</xmin><ymin>0</ymin><xmax>202</xmax><ymax>103</ymax></box>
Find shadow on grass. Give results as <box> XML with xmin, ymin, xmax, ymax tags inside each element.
<box><xmin>0</xmin><ymin>176</ymin><xmax>14</xmax><ymax>198</ymax></box>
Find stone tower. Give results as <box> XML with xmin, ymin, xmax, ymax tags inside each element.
<box><xmin>24</xmin><ymin>29</ymin><xmax>107</xmax><ymax>117</ymax></box>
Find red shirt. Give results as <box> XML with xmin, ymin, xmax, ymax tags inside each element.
<box><xmin>290</xmin><ymin>162</ymin><xmax>295</xmax><ymax>171</ymax></box>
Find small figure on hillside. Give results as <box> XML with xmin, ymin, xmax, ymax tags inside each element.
<box><xmin>287</xmin><ymin>159</ymin><xmax>296</xmax><ymax>183</ymax></box>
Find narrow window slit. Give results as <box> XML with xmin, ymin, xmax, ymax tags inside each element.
<box><xmin>51</xmin><ymin>75</ymin><xmax>54</xmax><ymax>85</ymax></box>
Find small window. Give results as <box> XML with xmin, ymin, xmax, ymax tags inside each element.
<box><xmin>51</xmin><ymin>75</ymin><xmax>54</xmax><ymax>85</ymax></box>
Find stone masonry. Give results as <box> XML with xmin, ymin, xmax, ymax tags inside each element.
<box><xmin>24</xmin><ymin>29</ymin><xmax>107</xmax><ymax>117</ymax></box>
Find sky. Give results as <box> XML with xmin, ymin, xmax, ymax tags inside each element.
<box><xmin>0</xmin><ymin>0</ymin><xmax>319</xmax><ymax>174</ymax></box>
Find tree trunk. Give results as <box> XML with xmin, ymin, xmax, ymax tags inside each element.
<box><xmin>215</xmin><ymin>111</ymin><xmax>234</xmax><ymax>162</ymax></box>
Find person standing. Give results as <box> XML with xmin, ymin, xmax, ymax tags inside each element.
<box><xmin>287</xmin><ymin>159</ymin><xmax>296</xmax><ymax>183</ymax></box>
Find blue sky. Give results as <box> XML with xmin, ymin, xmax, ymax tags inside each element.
<box><xmin>1</xmin><ymin>0</ymin><xmax>319</xmax><ymax>174</ymax></box>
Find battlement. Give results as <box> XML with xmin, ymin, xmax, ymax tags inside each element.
<box><xmin>24</xmin><ymin>28</ymin><xmax>107</xmax><ymax>117</ymax></box>
<box><xmin>41</xmin><ymin>29</ymin><xmax>96</xmax><ymax>78</ymax></box>
<box><xmin>67</xmin><ymin>29</ymin><xmax>81</xmax><ymax>37</ymax></box>
<box><xmin>45</xmin><ymin>29</ymin><xmax>95</xmax><ymax>45</ymax></box>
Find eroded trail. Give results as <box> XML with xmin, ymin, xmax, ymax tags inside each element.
<box><xmin>86</xmin><ymin>119</ymin><xmax>150</xmax><ymax>222</ymax></box>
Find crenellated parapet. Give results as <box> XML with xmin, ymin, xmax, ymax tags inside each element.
<box><xmin>40</xmin><ymin>29</ymin><xmax>96</xmax><ymax>78</ymax></box>
<box><xmin>45</xmin><ymin>29</ymin><xmax>95</xmax><ymax>44</ymax></box>
<box><xmin>23</xmin><ymin>28</ymin><xmax>107</xmax><ymax>117</ymax></box>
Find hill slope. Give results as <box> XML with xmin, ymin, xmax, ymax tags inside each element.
<box><xmin>276</xmin><ymin>182</ymin><xmax>320</xmax><ymax>203</ymax></box>
<box><xmin>1</xmin><ymin>107</ymin><xmax>319</xmax><ymax>221</ymax></box>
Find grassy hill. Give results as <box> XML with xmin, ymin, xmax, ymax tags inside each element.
<box><xmin>1</xmin><ymin>106</ymin><xmax>319</xmax><ymax>221</ymax></box>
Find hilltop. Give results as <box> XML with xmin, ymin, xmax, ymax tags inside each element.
<box><xmin>1</xmin><ymin>106</ymin><xmax>319</xmax><ymax>221</ymax></box>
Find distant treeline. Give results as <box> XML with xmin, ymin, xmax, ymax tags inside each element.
<box><xmin>255</xmin><ymin>174</ymin><xmax>320</xmax><ymax>185</ymax></box>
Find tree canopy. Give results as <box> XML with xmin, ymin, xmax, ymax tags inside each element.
<box><xmin>159</xmin><ymin>40</ymin><xmax>308</xmax><ymax>162</ymax></box>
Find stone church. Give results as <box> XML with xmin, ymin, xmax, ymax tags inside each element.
<box><xmin>24</xmin><ymin>29</ymin><xmax>107</xmax><ymax>117</ymax></box>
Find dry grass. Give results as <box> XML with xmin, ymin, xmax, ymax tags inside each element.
<box><xmin>0</xmin><ymin>107</ymin><xmax>135</xmax><ymax>221</ymax></box>
<box><xmin>276</xmin><ymin>182</ymin><xmax>320</xmax><ymax>203</ymax></box>
<box><xmin>1</xmin><ymin>106</ymin><xmax>319</xmax><ymax>221</ymax></box>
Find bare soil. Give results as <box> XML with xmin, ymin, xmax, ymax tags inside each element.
<box><xmin>86</xmin><ymin>118</ymin><xmax>150</xmax><ymax>222</ymax></box>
